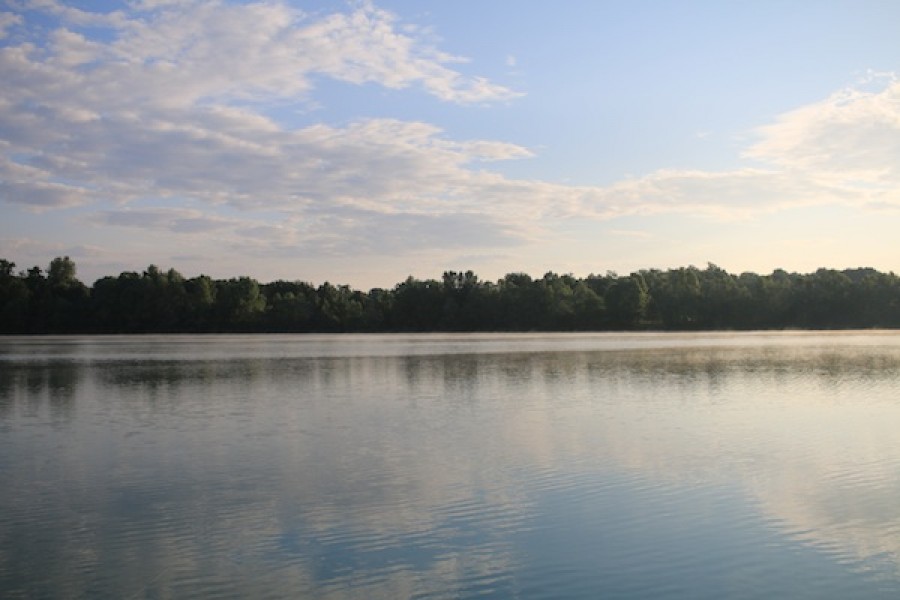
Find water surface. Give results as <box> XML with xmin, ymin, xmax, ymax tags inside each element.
<box><xmin>2</xmin><ymin>332</ymin><xmax>900</xmax><ymax>598</ymax></box>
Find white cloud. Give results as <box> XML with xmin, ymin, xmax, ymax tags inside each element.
<box><xmin>2</xmin><ymin>1</ymin><xmax>900</xmax><ymax>270</ymax></box>
<box><xmin>30</xmin><ymin>0</ymin><xmax>517</xmax><ymax>108</ymax></box>
<box><xmin>0</xmin><ymin>236</ymin><xmax>106</xmax><ymax>264</ymax></box>
<box><xmin>92</xmin><ymin>207</ymin><xmax>236</xmax><ymax>233</ymax></box>
<box><xmin>47</xmin><ymin>28</ymin><xmax>107</xmax><ymax>67</ymax></box>
<box><xmin>747</xmin><ymin>80</ymin><xmax>900</xmax><ymax>172</ymax></box>
<box><xmin>569</xmin><ymin>76</ymin><xmax>900</xmax><ymax>220</ymax></box>
<box><xmin>0</xmin><ymin>155</ymin><xmax>90</xmax><ymax>209</ymax></box>
<box><xmin>0</xmin><ymin>12</ymin><xmax>22</xmax><ymax>39</ymax></box>
<box><xmin>745</xmin><ymin>78</ymin><xmax>900</xmax><ymax>208</ymax></box>
<box><xmin>21</xmin><ymin>0</ymin><xmax>128</xmax><ymax>28</ymax></box>
<box><xmin>0</xmin><ymin>1</ymin><xmax>527</xmax><ymax>228</ymax></box>
<box><xmin>608</xmin><ymin>229</ymin><xmax>652</xmax><ymax>239</ymax></box>
<box><xmin>90</xmin><ymin>204</ymin><xmax>526</xmax><ymax>261</ymax></box>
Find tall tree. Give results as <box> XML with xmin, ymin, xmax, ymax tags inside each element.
<box><xmin>0</xmin><ymin>260</ymin><xmax>30</xmax><ymax>333</ymax></box>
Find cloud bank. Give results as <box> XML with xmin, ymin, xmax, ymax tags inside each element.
<box><xmin>1</xmin><ymin>1</ymin><xmax>899</xmax><ymax>272</ymax></box>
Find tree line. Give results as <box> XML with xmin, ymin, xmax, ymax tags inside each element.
<box><xmin>1</xmin><ymin>257</ymin><xmax>899</xmax><ymax>334</ymax></box>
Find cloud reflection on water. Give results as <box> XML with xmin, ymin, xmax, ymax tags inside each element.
<box><xmin>2</xmin><ymin>333</ymin><xmax>900</xmax><ymax>597</ymax></box>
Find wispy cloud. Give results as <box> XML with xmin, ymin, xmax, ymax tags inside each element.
<box><xmin>608</xmin><ymin>229</ymin><xmax>652</xmax><ymax>239</ymax></box>
<box><xmin>14</xmin><ymin>0</ymin><xmax>519</xmax><ymax>107</ymax></box>
<box><xmin>1</xmin><ymin>0</ymin><xmax>526</xmax><ymax>228</ymax></box>
<box><xmin>2</xmin><ymin>1</ymin><xmax>899</xmax><ymax>271</ymax></box>
<box><xmin>92</xmin><ymin>207</ymin><xmax>236</xmax><ymax>233</ymax></box>
<box><xmin>744</xmin><ymin>77</ymin><xmax>900</xmax><ymax>208</ymax></box>
<box><xmin>0</xmin><ymin>12</ymin><xmax>22</xmax><ymax>38</ymax></box>
<box><xmin>0</xmin><ymin>235</ymin><xmax>106</xmax><ymax>261</ymax></box>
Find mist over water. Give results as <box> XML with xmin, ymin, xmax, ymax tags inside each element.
<box><xmin>2</xmin><ymin>332</ymin><xmax>900</xmax><ymax>598</ymax></box>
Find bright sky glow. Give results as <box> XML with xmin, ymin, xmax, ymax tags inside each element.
<box><xmin>2</xmin><ymin>0</ymin><xmax>899</xmax><ymax>287</ymax></box>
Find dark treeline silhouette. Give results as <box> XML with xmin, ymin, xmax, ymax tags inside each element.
<box><xmin>1</xmin><ymin>257</ymin><xmax>899</xmax><ymax>334</ymax></box>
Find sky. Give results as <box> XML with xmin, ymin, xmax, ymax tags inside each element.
<box><xmin>1</xmin><ymin>0</ymin><xmax>899</xmax><ymax>288</ymax></box>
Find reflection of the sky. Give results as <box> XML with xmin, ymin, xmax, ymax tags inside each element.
<box><xmin>2</xmin><ymin>333</ymin><xmax>900</xmax><ymax>598</ymax></box>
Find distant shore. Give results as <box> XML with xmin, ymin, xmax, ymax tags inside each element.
<box><xmin>2</xmin><ymin>257</ymin><xmax>898</xmax><ymax>334</ymax></box>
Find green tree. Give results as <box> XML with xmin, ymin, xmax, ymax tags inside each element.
<box><xmin>696</xmin><ymin>263</ymin><xmax>742</xmax><ymax>328</ymax></box>
<box><xmin>48</xmin><ymin>256</ymin><xmax>77</xmax><ymax>288</ymax></box>
<box><xmin>263</xmin><ymin>280</ymin><xmax>316</xmax><ymax>332</ymax></box>
<box><xmin>392</xmin><ymin>277</ymin><xmax>445</xmax><ymax>331</ymax></box>
<box><xmin>571</xmin><ymin>281</ymin><xmax>605</xmax><ymax>329</ymax></box>
<box><xmin>26</xmin><ymin>257</ymin><xmax>90</xmax><ymax>332</ymax></box>
<box><xmin>0</xmin><ymin>259</ymin><xmax>30</xmax><ymax>333</ymax></box>
<box><xmin>184</xmin><ymin>275</ymin><xmax>216</xmax><ymax>331</ymax></box>
<box><xmin>795</xmin><ymin>269</ymin><xmax>853</xmax><ymax>328</ymax></box>
<box><xmin>649</xmin><ymin>267</ymin><xmax>701</xmax><ymax>328</ymax></box>
<box><xmin>605</xmin><ymin>274</ymin><xmax>648</xmax><ymax>328</ymax></box>
<box><xmin>215</xmin><ymin>277</ymin><xmax>266</xmax><ymax>330</ymax></box>
<box><xmin>362</xmin><ymin>288</ymin><xmax>393</xmax><ymax>331</ymax></box>
<box><xmin>499</xmin><ymin>273</ymin><xmax>544</xmax><ymax>330</ymax></box>
<box><xmin>315</xmin><ymin>282</ymin><xmax>364</xmax><ymax>331</ymax></box>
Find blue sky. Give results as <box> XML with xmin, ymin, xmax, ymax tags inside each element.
<box><xmin>2</xmin><ymin>0</ymin><xmax>899</xmax><ymax>287</ymax></box>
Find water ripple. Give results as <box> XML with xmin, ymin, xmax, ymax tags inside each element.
<box><xmin>4</xmin><ymin>333</ymin><xmax>900</xmax><ymax>598</ymax></box>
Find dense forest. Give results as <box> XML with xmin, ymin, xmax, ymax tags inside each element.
<box><xmin>1</xmin><ymin>256</ymin><xmax>899</xmax><ymax>334</ymax></box>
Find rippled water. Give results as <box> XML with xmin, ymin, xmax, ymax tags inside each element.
<box><xmin>2</xmin><ymin>332</ymin><xmax>900</xmax><ymax>599</ymax></box>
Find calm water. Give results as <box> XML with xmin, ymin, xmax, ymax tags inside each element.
<box><xmin>2</xmin><ymin>332</ymin><xmax>900</xmax><ymax>599</ymax></box>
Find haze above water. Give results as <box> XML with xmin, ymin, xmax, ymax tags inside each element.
<box><xmin>3</xmin><ymin>332</ymin><xmax>900</xmax><ymax>599</ymax></box>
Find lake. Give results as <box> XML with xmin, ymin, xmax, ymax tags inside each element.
<box><xmin>2</xmin><ymin>332</ymin><xmax>900</xmax><ymax>598</ymax></box>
